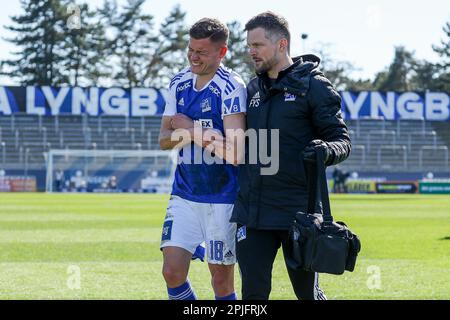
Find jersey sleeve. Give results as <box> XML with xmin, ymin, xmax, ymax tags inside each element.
<box><xmin>162</xmin><ymin>82</ymin><xmax>177</xmax><ymax>117</ymax></box>
<box><xmin>221</xmin><ymin>72</ymin><xmax>247</xmax><ymax>118</ymax></box>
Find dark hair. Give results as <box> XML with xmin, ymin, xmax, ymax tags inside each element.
<box><xmin>189</xmin><ymin>18</ymin><xmax>229</xmax><ymax>44</ymax></box>
<box><xmin>245</xmin><ymin>11</ymin><xmax>290</xmax><ymax>52</ymax></box>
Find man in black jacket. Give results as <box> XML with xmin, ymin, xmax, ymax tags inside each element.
<box><xmin>230</xmin><ymin>12</ymin><xmax>351</xmax><ymax>300</ymax></box>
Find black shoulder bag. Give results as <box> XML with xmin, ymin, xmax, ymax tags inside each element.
<box><xmin>287</xmin><ymin>149</ymin><xmax>361</xmax><ymax>275</ymax></box>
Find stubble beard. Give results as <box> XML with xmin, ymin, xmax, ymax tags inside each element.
<box><xmin>255</xmin><ymin>52</ymin><xmax>279</xmax><ymax>74</ymax></box>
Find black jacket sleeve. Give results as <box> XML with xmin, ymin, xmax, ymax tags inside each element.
<box><xmin>307</xmin><ymin>74</ymin><xmax>351</xmax><ymax>166</ymax></box>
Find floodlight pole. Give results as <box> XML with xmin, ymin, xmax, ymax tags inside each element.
<box><xmin>301</xmin><ymin>33</ymin><xmax>308</xmax><ymax>53</ymax></box>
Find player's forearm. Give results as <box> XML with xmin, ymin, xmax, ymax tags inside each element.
<box><xmin>209</xmin><ymin>137</ymin><xmax>245</xmax><ymax>166</ymax></box>
<box><xmin>159</xmin><ymin>128</ymin><xmax>193</xmax><ymax>150</ymax></box>
<box><xmin>215</xmin><ymin>115</ymin><xmax>246</xmax><ymax>166</ymax></box>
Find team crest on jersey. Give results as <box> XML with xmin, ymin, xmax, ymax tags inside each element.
<box><xmin>201</xmin><ymin>97</ymin><xmax>212</xmax><ymax>112</ymax></box>
<box><xmin>249</xmin><ymin>92</ymin><xmax>260</xmax><ymax>108</ymax></box>
<box><xmin>284</xmin><ymin>92</ymin><xmax>296</xmax><ymax>101</ymax></box>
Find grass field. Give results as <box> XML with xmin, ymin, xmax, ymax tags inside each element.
<box><xmin>0</xmin><ymin>193</ymin><xmax>449</xmax><ymax>300</ymax></box>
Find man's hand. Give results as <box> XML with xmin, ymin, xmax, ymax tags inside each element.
<box><xmin>170</xmin><ymin>113</ymin><xmax>194</xmax><ymax>130</ymax></box>
<box><xmin>303</xmin><ymin>139</ymin><xmax>332</xmax><ymax>164</ymax></box>
<box><xmin>202</xmin><ymin>128</ymin><xmax>224</xmax><ymax>150</ymax></box>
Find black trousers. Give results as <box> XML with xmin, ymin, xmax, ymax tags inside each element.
<box><xmin>236</xmin><ymin>227</ymin><xmax>327</xmax><ymax>300</ymax></box>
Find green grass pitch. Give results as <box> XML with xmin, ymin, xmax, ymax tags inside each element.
<box><xmin>0</xmin><ymin>193</ymin><xmax>448</xmax><ymax>300</ymax></box>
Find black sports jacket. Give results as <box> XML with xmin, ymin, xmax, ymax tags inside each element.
<box><xmin>231</xmin><ymin>54</ymin><xmax>351</xmax><ymax>229</ymax></box>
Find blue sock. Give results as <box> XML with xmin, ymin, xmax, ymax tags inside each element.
<box><xmin>215</xmin><ymin>292</ymin><xmax>237</xmax><ymax>300</ymax></box>
<box><xmin>167</xmin><ymin>281</ymin><xmax>197</xmax><ymax>300</ymax></box>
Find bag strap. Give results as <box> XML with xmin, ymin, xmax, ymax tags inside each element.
<box><xmin>306</xmin><ymin>148</ymin><xmax>334</xmax><ymax>223</ymax></box>
<box><xmin>306</xmin><ymin>162</ymin><xmax>318</xmax><ymax>214</ymax></box>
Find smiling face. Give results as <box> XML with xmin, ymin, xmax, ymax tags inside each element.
<box><xmin>187</xmin><ymin>37</ymin><xmax>227</xmax><ymax>78</ymax></box>
<box><xmin>247</xmin><ymin>27</ymin><xmax>281</xmax><ymax>75</ymax></box>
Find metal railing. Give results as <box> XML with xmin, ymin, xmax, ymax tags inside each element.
<box><xmin>354</xmin><ymin>116</ymin><xmax>385</xmax><ymax>138</ymax></box>
<box><xmin>1</xmin><ymin>141</ymin><xmax>5</xmax><ymax>167</ymax></box>
<box><xmin>54</xmin><ymin>114</ymin><xmax>59</xmax><ymax>133</ymax></box>
<box><xmin>10</xmin><ymin>114</ymin><xmax>15</xmax><ymax>132</ymax></box>
<box><xmin>41</xmin><ymin>126</ymin><xmax>47</xmax><ymax>147</ymax></box>
<box><xmin>59</xmin><ymin>131</ymin><xmax>64</xmax><ymax>148</ymax></box>
<box><xmin>407</xmin><ymin>131</ymin><xmax>437</xmax><ymax>152</ymax></box>
<box><xmin>103</xmin><ymin>131</ymin><xmax>108</xmax><ymax>148</ymax></box>
<box><xmin>97</xmin><ymin>116</ymin><xmax>102</xmax><ymax>134</ymax></box>
<box><xmin>147</xmin><ymin>131</ymin><xmax>152</xmax><ymax>149</ymax></box>
<box><xmin>350</xmin><ymin>144</ymin><xmax>366</xmax><ymax>166</ymax></box>
<box><xmin>15</xmin><ymin>130</ymin><xmax>20</xmax><ymax>149</ymax></box>
<box><xmin>130</xmin><ymin>128</ymin><xmax>135</xmax><ymax>146</ymax></box>
<box><xmin>38</xmin><ymin>114</ymin><xmax>43</xmax><ymax>131</ymax></box>
<box><xmin>377</xmin><ymin>145</ymin><xmax>407</xmax><ymax>169</ymax></box>
<box><xmin>83</xmin><ymin>127</ymin><xmax>92</xmax><ymax>148</ymax></box>
<box><xmin>419</xmin><ymin>145</ymin><xmax>449</xmax><ymax>170</ymax></box>
<box><xmin>396</xmin><ymin>117</ymin><xmax>425</xmax><ymax>137</ymax></box>
<box><xmin>368</xmin><ymin>130</ymin><xmax>396</xmax><ymax>153</ymax></box>
<box><xmin>141</xmin><ymin>117</ymin><xmax>146</xmax><ymax>134</ymax></box>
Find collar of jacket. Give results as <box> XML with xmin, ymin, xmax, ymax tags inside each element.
<box><xmin>256</xmin><ymin>54</ymin><xmax>322</xmax><ymax>97</ymax></box>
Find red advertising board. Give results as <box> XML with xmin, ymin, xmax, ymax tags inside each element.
<box><xmin>0</xmin><ymin>176</ymin><xmax>37</xmax><ymax>192</ymax></box>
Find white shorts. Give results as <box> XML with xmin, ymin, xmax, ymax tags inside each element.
<box><xmin>160</xmin><ymin>195</ymin><xmax>236</xmax><ymax>265</ymax></box>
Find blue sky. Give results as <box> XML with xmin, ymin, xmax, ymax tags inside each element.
<box><xmin>0</xmin><ymin>0</ymin><xmax>449</xmax><ymax>85</ymax></box>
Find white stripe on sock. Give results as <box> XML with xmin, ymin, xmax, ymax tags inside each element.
<box><xmin>169</xmin><ymin>287</ymin><xmax>194</xmax><ymax>300</ymax></box>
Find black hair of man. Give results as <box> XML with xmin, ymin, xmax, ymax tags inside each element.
<box><xmin>245</xmin><ymin>11</ymin><xmax>291</xmax><ymax>53</ymax></box>
<box><xmin>189</xmin><ymin>18</ymin><xmax>229</xmax><ymax>45</ymax></box>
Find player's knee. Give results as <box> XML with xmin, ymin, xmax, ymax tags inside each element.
<box><xmin>211</xmin><ymin>269</ymin><xmax>234</xmax><ymax>292</ymax></box>
<box><xmin>162</xmin><ymin>265</ymin><xmax>187</xmax><ymax>287</ymax></box>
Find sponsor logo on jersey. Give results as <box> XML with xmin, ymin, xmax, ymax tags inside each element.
<box><xmin>249</xmin><ymin>91</ymin><xmax>260</xmax><ymax>108</ymax></box>
<box><xmin>208</xmin><ymin>84</ymin><xmax>221</xmax><ymax>97</ymax></box>
<box><xmin>178</xmin><ymin>97</ymin><xmax>184</xmax><ymax>106</ymax></box>
<box><xmin>177</xmin><ymin>81</ymin><xmax>191</xmax><ymax>92</ymax></box>
<box><xmin>284</xmin><ymin>92</ymin><xmax>297</xmax><ymax>101</ymax></box>
<box><xmin>201</xmin><ymin>97</ymin><xmax>211</xmax><ymax>112</ymax></box>
<box><xmin>223</xmin><ymin>97</ymin><xmax>241</xmax><ymax>115</ymax></box>
<box><xmin>197</xmin><ymin>118</ymin><xmax>213</xmax><ymax>128</ymax></box>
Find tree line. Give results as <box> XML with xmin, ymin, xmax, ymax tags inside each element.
<box><xmin>1</xmin><ymin>0</ymin><xmax>449</xmax><ymax>92</ymax></box>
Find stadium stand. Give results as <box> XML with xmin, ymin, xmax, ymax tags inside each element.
<box><xmin>0</xmin><ymin>114</ymin><xmax>161</xmax><ymax>170</ymax></box>
<box><xmin>0</xmin><ymin>113</ymin><xmax>449</xmax><ymax>190</ymax></box>
<box><xmin>342</xmin><ymin>118</ymin><xmax>449</xmax><ymax>172</ymax></box>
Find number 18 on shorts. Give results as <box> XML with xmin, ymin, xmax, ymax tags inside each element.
<box><xmin>160</xmin><ymin>195</ymin><xmax>237</xmax><ymax>265</ymax></box>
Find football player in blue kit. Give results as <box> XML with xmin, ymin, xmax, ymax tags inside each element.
<box><xmin>159</xmin><ymin>18</ymin><xmax>247</xmax><ymax>300</ymax></box>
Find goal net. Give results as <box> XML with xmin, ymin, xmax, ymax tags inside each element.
<box><xmin>45</xmin><ymin>149</ymin><xmax>177</xmax><ymax>193</ymax></box>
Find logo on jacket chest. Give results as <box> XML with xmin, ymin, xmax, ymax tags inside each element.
<box><xmin>284</xmin><ymin>92</ymin><xmax>297</xmax><ymax>101</ymax></box>
<box><xmin>249</xmin><ymin>91</ymin><xmax>260</xmax><ymax>108</ymax></box>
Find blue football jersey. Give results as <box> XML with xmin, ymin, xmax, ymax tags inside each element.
<box><xmin>163</xmin><ymin>64</ymin><xmax>247</xmax><ymax>204</ymax></box>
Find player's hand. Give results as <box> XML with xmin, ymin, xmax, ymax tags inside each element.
<box><xmin>170</xmin><ymin>113</ymin><xmax>194</xmax><ymax>129</ymax></box>
<box><xmin>202</xmin><ymin>129</ymin><xmax>224</xmax><ymax>149</ymax></box>
<box><xmin>303</xmin><ymin>139</ymin><xmax>332</xmax><ymax>164</ymax></box>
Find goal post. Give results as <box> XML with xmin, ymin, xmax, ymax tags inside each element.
<box><xmin>45</xmin><ymin>149</ymin><xmax>178</xmax><ymax>193</ymax></box>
